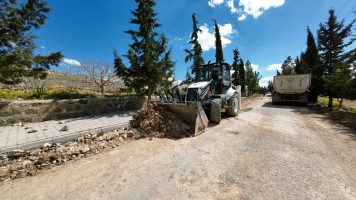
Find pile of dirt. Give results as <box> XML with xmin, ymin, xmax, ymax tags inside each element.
<box><xmin>309</xmin><ymin>104</ymin><xmax>356</xmax><ymax>130</ymax></box>
<box><xmin>130</xmin><ymin>103</ymin><xmax>192</xmax><ymax>138</ymax></box>
<box><xmin>330</xmin><ymin>110</ymin><xmax>356</xmax><ymax>129</ymax></box>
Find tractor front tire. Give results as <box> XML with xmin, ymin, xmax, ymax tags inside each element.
<box><xmin>226</xmin><ymin>93</ymin><xmax>239</xmax><ymax>117</ymax></box>
<box><xmin>210</xmin><ymin>98</ymin><xmax>222</xmax><ymax>123</ymax></box>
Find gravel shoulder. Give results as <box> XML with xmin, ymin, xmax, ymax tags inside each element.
<box><xmin>0</xmin><ymin>96</ymin><xmax>355</xmax><ymax>199</ymax></box>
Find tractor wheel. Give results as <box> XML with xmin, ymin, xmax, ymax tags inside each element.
<box><xmin>226</xmin><ymin>93</ymin><xmax>239</xmax><ymax>117</ymax></box>
<box><xmin>209</xmin><ymin>98</ymin><xmax>222</xmax><ymax>123</ymax></box>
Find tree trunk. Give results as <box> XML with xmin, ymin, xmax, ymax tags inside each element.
<box><xmin>328</xmin><ymin>95</ymin><xmax>333</xmax><ymax>109</ymax></box>
<box><xmin>338</xmin><ymin>98</ymin><xmax>343</xmax><ymax>108</ymax></box>
<box><xmin>100</xmin><ymin>86</ymin><xmax>105</xmax><ymax>95</ymax></box>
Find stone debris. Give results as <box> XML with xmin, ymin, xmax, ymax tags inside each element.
<box><xmin>58</xmin><ymin>121</ymin><xmax>64</xmax><ymax>124</ymax></box>
<box><xmin>0</xmin><ymin>103</ymin><xmax>193</xmax><ymax>182</ymax></box>
<box><xmin>0</xmin><ymin>129</ymin><xmax>133</xmax><ymax>182</ymax></box>
<box><xmin>130</xmin><ymin>103</ymin><xmax>192</xmax><ymax>138</ymax></box>
<box><xmin>12</xmin><ymin>122</ymin><xmax>23</xmax><ymax>127</ymax></box>
<box><xmin>27</xmin><ymin>129</ymin><xmax>38</xmax><ymax>134</ymax></box>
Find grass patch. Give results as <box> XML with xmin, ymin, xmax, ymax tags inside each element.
<box><xmin>318</xmin><ymin>96</ymin><xmax>356</xmax><ymax>113</ymax></box>
<box><xmin>318</xmin><ymin>97</ymin><xmax>340</xmax><ymax>107</ymax></box>
<box><xmin>350</xmin><ymin>108</ymin><xmax>356</xmax><ymax>113</ymax></box>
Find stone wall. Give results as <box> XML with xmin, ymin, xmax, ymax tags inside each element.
<box><xmin>0</xmin><ymin>96</ymin><xmax>146</xmax><ymax>126</ymax></box>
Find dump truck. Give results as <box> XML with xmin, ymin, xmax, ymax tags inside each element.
<box><xmin>156</xmin><ymin>62</ymin><xmax>241</xmax><ymax>136</ymax></box>
<box><xmin>272</xmin><ymin>74</ymin><xmax>311</xmax><ymax>105</ymax></box>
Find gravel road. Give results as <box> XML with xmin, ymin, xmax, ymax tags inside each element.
<box><xmin>1</xmin><ymin>96</ymin><xmax>355</xmax><ymax>199</ymax></box>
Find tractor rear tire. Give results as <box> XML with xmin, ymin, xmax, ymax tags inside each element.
<box><xmin>210</xmin><ymin>98</ymin><xmax>222</xmax><ymax>123</ymax></box>
<box><xmin>226</xmin><ymin>93</ymin><xmax>239</xmax><ymax>117</ymax></box>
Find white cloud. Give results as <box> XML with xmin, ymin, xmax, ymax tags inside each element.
<box><xmin>238</xmin><ymin>14</ymin><xmax>247</xmax><ymax>21</ymax></box>
<box><xmin>40</xmin><ymin>46</ymin><xmax>46</xmax><ymax>49</ymax></box>
<box><xmin>239</xmin><ymin>0</ymin><xmax>285</xmax><ymax>18</ymax></box>
<box><xmin>266</xmin><ymin>63</ymin><xmax>282</xmax><ymax>71</ymax></box>
<box><xmin>259</xmin><ymin>76</ymin><xmax>274</xmax><ymax>87</ymax></box>
<box><xmin>63</xmin><ymin>58</ymin><xmax>81</xmax><ymax>66</ymax></box>
<box><xmin>209</xmin><ymin>0</ymin><xmax>285</xmax><ymax>21</ymax></box>
<box><xmin>251</xmin><ymin>64</ymin><xmax>259</xmax><ymax>72</ymax></box>
<box><xmin>198</xmin><ymin>23</ymin><xmax>236</xmax><ymax>52</ymax></box>
<box><xmin>208</xmin><ymin>0</ymin><xmax>224</xmax><ymax>7</ymax></box>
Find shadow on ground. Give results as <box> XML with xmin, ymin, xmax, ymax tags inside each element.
<box><xmin>262</xmin><ymin>101</ymin><xmax>356</xmax><ymax>140</ymax></box>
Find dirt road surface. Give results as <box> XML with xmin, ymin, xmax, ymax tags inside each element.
<box><xmin>1</xmin><ymin>97</ymin><xmax>355</xmax><ymax>199</ymax></box>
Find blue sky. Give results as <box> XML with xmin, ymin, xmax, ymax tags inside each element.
<box><xmin>33</xmin><ymin>0</ymin><xmax>356</xmax><ymax>86</ymax></box>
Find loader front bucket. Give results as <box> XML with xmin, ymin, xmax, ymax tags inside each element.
<box><xmin>159</xmin><ymin>102</ymin><xmax>209</xmax><ymax>136</ymax></box>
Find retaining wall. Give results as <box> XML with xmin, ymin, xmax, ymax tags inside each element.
<box><xmin>0</xmin><ymin>96</ymin><xmax>146</xmax><ymax>126</ymax></box>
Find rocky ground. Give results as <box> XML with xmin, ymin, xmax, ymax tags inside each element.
<box><xmin>0</xmin><ymin>102</ymin><xmax>199</xmax><ymax>182</ymax></box>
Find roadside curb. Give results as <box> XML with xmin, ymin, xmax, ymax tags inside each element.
<box><xmin>0</xmin><ymin>122</ymin><xmax>129</xmax><ymax>153</ymax></box>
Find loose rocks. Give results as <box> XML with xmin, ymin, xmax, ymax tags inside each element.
<box><xmin>130</xmin><ymin>103</ymin><xmax>192</xmax><ymax>138</ymax></box>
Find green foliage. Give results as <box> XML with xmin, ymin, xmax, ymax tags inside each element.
<box><xmin>323</xmin><ymin>62</ymin><xmax>352</xmax><ymax>107</ymax></box>
<box><xmin>317</xmin><ymin>9</ymin><xmax>355</xmax><ymax>108</ymax></box>
<box><xmin>296</xmin><ymin>27</ymin><xmax>323</xmax><ymax>103</ymax></box>
<box><xmin>281</xmin><ymin>56</ymin><xmax>294</xmax><ymax>75</ymax></box>
<box><xmin>214</xmin><ymin>19</ymin><xmax>224</xmax><ymax>63</ymax></box>
<box><xmin>185</xmin><ymin>13</ymin><xmax>204</xmax><ymax>78</ymax></box>
<box><xmin>113</xmin><ymin>0</ymin><xmax>175</xmax><ymax>104</ymax></box>
<box><xmin>0</xmin><ymin>89</ymin><xmax>98</xmax><ymax>100</ymax></box>
<box><xmin>245</xmin><ymin>60</ymin><xmax>260</xmax><ymax>94</ymax></box>
<box><xmin>231</xmin><ymin>48</ymin><xmax>246</xmax><ymax>93</ymax></box>
<box><xmin>0</xmin><ymin>0</ymin><xmax>63</xmax><ymax>84</ymax></box>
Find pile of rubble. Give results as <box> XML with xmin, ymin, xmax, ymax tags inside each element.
<box><xmin>130</xmin><ymin>103</ymin><xmax>192</xmax><ymax>138</ymax></box>
<box><xmin>0</xmin><ymin>103</ymin><xmax>192</xmax><ymax>182</ymax></box>
<box><xmin>0</xmin><ymin>128</ymin><xmax>138</xmax><ymax>182</ymax></box>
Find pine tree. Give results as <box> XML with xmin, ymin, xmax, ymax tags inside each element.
<box><xmin>238</xmin><ymin>58</ymin><xmax>246</xmax><ymax>93</ymax></box>
<box><xmin>0</xmin><ymin>0</ymin><xmax>63</xmax><ymax>84</ymax></box>
<box><xmin>185</xmin><ymin>13</ymin><xmax>204</xmax><ymax>79</ymax></box>
<box><xmin>113</xmin><ymin>0</ymin><xmax>175</xmax><ymax>105</ymax></box>
<box><xmin>245</xmin><ymin>60</ymin><xmax>255</xmax><ymax>95</ymax></box>
<box><xmin>317</xmin><ymin>9</ymin><xmax>354</xmax><ymax>108</ymax></box>
<box><xmin>214</xmin><ymin>19</ymin><xmax>224</xmax><ymax>63</ymax></box>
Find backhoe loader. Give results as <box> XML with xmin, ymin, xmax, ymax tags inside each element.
<box><xmin>156</xmin><ymin>62</ymin><xmax>241</xmax><ymax>136</ymax></box>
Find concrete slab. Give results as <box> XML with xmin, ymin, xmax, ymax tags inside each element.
<box><xmin>0</xmin><ymin>111</ymin><xmax>134</xmax><ymax>153</ymax></box>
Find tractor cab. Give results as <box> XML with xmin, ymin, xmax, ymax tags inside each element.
<box><xmin>197</xmin><ymin>62</ymin><xmax>231</xmax><ymax>94</ymax></box>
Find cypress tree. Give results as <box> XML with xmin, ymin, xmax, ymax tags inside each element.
<box><xmin>214</xmin><ymin>19</ymin><xmax>224</xmax><ymax>63</ymax></box>
<box><xmin>185</xmin><ymin>13</ymin><xmax>204</xmax><ymax>80</ymax></box>
<box><xmin>238</xmin><ymin>58</ymin><xmax>246</xmax><ymax>93</ymax></box>
<box><xmin>231</xmin><ymin>48</ymin><xmax>239</xmax><ymax>86</ymax></box>
<box><xmin>302</xmin><ymin>27</ymin><xmax>323</xmax><ymax>103</ymax></box>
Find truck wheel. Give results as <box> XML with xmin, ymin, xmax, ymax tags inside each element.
<box><xmin>226</xmin><ymin>93</ymin><xmax>238</xmax><ymax>117</ymax></box>
<box><xmin>209</xmin><ymin>98</ymin><xmax>221</xmax><ymax>123</ymax></box>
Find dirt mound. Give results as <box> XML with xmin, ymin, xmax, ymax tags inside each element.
<box><xmin>130</xmin><ymin>103</ymin><xmax>192</xmax><ymax>138</ymax></box>
<box><xmin>330</xmin><ymin>110</ymin><xmax>356</xmax><ymax>129</ymax></box>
